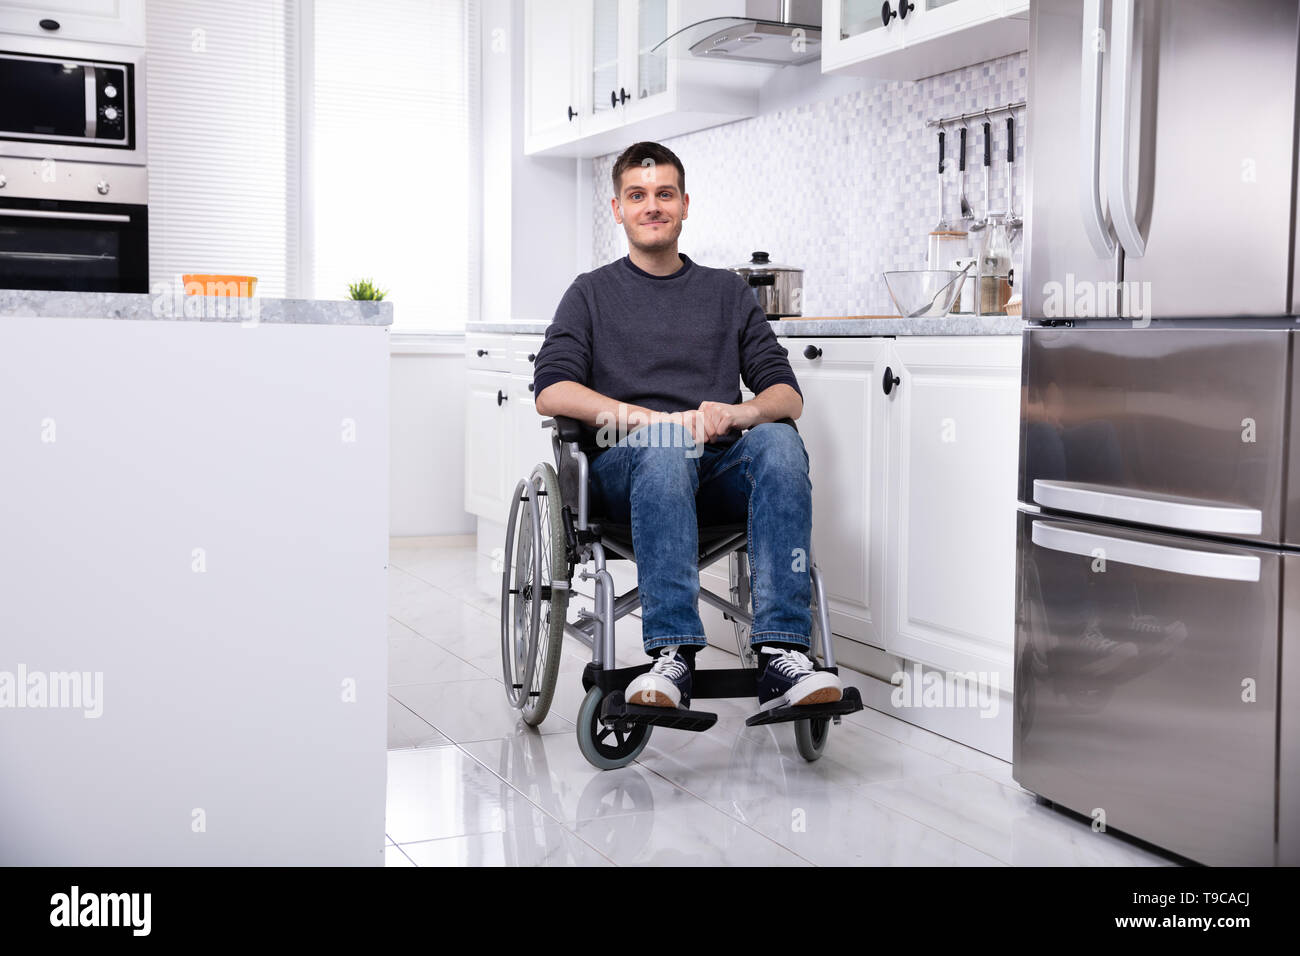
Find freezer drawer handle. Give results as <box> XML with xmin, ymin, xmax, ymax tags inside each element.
<box><xmin>1033</xmin><ymin>479</ymin><xmax>1263</xmax><ymax>536</ymax></box>
<box><xmin>1031</xmin><ymin>521</ymin><xmax>1261</xmax><ymax>582</ymax></box>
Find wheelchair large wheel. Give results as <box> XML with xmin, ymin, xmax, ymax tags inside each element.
<box><xmin>500</xmin><ymin>462</ymin><xmax>570</xmax><ymax>726</ymax></box>
<box><xmin>576</xmin><ymin>687</ymin><xmax>651</xmax><ymax>771</ymax></box>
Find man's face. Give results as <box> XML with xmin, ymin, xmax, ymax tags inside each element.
<box><xmin>611</xmin><ymin>162</ymin><xmax>689</xmax><ymax>253</ymax></box>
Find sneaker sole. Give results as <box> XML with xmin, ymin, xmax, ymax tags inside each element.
<box><xmin>627</xmin><ymin>689</ymin><xmax>678</xmax><ymax>707</ymax></box>
<box><xmin>759</xmin><ymin>673</ymin><xmax>844</xmax><ymax>711</ymax></box>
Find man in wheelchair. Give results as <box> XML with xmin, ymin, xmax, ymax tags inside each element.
<box><xmin>532</xmin><ymin>140</ymin><xmax>843</xmax><ymax>716</ymax></box>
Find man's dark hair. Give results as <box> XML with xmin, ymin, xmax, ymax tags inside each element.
<box><xmin>611</xmin><ymin>141</ymin><xmax>685</xmax><ymax>197</ymax></box>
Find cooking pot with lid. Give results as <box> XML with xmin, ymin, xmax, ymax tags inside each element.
<box><xmin>729</xmin><ymin>251</ymin><xmax>803</xmax><ymax>319</ymax></box>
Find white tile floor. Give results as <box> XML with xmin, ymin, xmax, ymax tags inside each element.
<box><xmin>384</xmin><ymin>537</ymin><xmax>1177</xmax><ymax>867</ymax></box>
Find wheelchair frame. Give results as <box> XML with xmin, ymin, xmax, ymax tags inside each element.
<box><xmin>501</xmin><ymin>413</ymin><xmax>862</xmax><ymax>770</ymax></box>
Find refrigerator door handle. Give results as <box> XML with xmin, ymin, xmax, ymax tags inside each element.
<box><xmin>1079</xmin><ymin>0</ymin><xmax>1115</xmax><ymax>257</ymax></box>
<box><xmin>1033</xmin><ymin>479</ymin><xmax>1264</xmax><ymax>536</ymax></box>
<box><xmin>1031</xmin><ymin>521</ymin><xmax>1261</xmax><ymax>582</ymax></box>
<box><xmin>1107</xmin><ymin>0</ymin><xmax>1147</xmax><ymax>258</ymax></box>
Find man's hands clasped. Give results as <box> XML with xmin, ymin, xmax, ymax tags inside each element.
<box><xmin>626</xmin><ymin>400</ymin><xmax>761</xmax><ymax>446</ymax></box>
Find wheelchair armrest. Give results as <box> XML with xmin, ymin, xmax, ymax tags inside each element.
<box><xmin>541</xmin><ymin>414</ymin><xmax>588</xmax><ymax>444</ymax></box>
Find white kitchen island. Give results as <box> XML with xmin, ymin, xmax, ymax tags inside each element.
<box><xmin>0</xmin><ymin>291</ymin><xmax>390</xmax><ymax>865</ymax></box>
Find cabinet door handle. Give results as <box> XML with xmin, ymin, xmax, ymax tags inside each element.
<box><xmin>803</xmin><ymin>345</ymin><xmax>822</xmax><ymax>359</ymax></box>
<box><xmin>528</xmin><ymin>383</ymin><xmax>535</xmax><ymax>392</ymax></box>
<box><xmin>610</xmin><ymin>89</ymin><xmax>617</xmax><ymax>108</ymax></box>
<box><xmin>898</xmin><ymin>0</ymin><xmax>914</xmax><ymax>18</ymax></box>
<box><xmin>476</xmin><ymin>348</ymin><xmax>488</xmax><ymax>357</ymax></box>
<box><xmin>527</xmin><ymin>352</ymin><xmax>536</xmax><ymax>362</ymax></box>
<box><xmin>497</xmin><ymin>389</ymin><xmax>507</xmax><ymax>406</ymax></box>
<box><xmin>619</xmin><ymin>87</ymin><xmax>629</xmax><ymax>104</ymax></box>
<box><xmin>882</xmin><ymin>366</ymin><xmax>900</xmax><ymax>395</ymax></box>
<box><xmin>567</xmin><ymin>105</ymin><xmax>576</xmax><ymax>121</ymax></box>
<box><xmin>881</xmin><ymin>2</ymin><xmax>896</xmax><ymax>25</ymax></box>
<box><xmin>39</xmin><ymin>17</ymin><xmax>61</xmax><ymax>30</ymax></box>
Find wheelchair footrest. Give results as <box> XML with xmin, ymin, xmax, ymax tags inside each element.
<box><xmin>600</xmin><ymin>691</ymin><xmax>718</xmax><ymax>733</ymax></box>
<box><xmin>744</xmin><ymin>686</ymin><xmax>863</xmax><ymax>727</ymax></box>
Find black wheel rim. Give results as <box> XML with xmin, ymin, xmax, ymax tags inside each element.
<box><xmin>590</xmin><ymin>700</ymin><xmax>647</xmax><ymax>760</ymax></box>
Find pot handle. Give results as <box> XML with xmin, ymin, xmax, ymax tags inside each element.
<box><xmin>747</xmin><ymin>274</ymin><xmax>776</xmax><ymax>286</ymax></box>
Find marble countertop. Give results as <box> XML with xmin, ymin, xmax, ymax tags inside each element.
<box><xmin>1</xmin><ymin>290</ymin><xmax>393</xmax><ymax>326</ymax></box>
<box><xmin>469</xmin><ymin>315</ymin><xmax>1024</xmax><ymax>336</ymax></box>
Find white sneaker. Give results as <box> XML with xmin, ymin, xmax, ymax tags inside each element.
<box><xmin>757</xmin><ymin>646</ymin><xmax>842</xmax><ymax>711</ymax></box>
<box><xmin>625</xmin><ymin>646</ymin><xmax>692</xmax><ymax>709</ymax></box>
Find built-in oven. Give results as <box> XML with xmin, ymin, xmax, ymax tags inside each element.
<box><xmin>0</xmin><ymin>157</ymin><xmax>148</xmax><ymax>293</ymax></box>
<box><xmin>0</xmin><ymin>39</ymin><xmax>145</xmax><ymax>166</ymax></box>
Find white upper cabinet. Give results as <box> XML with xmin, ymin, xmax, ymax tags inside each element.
<box><xmin>525</xmin><ymin>0</ymin><xmax>583</xmax><ymax>151</ymax></box>
<box><xmin>822</xmin><ymin>0</ymin><xmax>1027</xmax><ymax>80</ymax></box>
<box><xmin>524</xmin><ymin>0</ymin><xmax>758</xmax><ymax>158</ymax></box>
<box><xmin>0</xmin><ymin>0</ymin><xmax>146</xmax><ymax>46</ymax></box>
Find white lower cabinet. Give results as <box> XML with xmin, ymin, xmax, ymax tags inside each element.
<box><xmin>882</xmin><ymin>336</ymin><xmax>1022</xmax><ymax>684</ymax></box>
<box><xmin>464</xmin><ymin>369</ymin><xmax>512</xmax><ymax>521</ymax></box>
<box><xmin>463</xmin><ymin>333</ymin><xmax>546</xmax><ymax>523</ymax></box>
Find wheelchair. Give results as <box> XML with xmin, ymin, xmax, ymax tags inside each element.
<box><xmin>499</xmin><ymin>413</ymin><xmax>863</xmax><ymax>771</ymax></box>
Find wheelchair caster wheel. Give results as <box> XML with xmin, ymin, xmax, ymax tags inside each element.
<box><xmin>794</xmin><ymin>716</ymin><xmax>830</xmax><ymax>762</ymax></box>
<box><xmin>577</xmin><ymin>687</ymin><xmax>651</xmax><ymax>771</ymax></box>
<box><xmin>501</xmin><ymin>462</ymin><xmax>570</xmax><ymax>726</ymax></box>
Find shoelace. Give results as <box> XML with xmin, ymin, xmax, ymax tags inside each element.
<box><xmin>650</xmin><ymin>647</ymin><xmax>688</xmax><ymax>681</ymax></box>
<box><xmin>760</xmin><ymin>646</ymin><xmax>816</xmax><ymax>679</ymax></box>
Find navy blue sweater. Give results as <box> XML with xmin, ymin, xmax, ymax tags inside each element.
<box><xmin>532</xmin><ymin>253</ymin><xmax>802</xmax><ymax>461</ymax></box>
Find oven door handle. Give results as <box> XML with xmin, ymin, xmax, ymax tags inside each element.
<box><xmin>1031</xmin><ymin>521</ymin><xmax>1261</xmax><ymax>583</ymax></box>
<box><xmin>0</xmin><ymin>250</ymin><xmax>117</xmax><ymax>261</ymax></box>
<box><xmin>1033</xmin><ymin>479</ymin><xmax>1263</xmax><ymax>536</ymax></box>
<box><xmin>0</xmin><ymin>208</ymin><xmax>131</xmax><ymax>223</ymax></box>
<box><xmin>85</xmin><ymin>64</ymin><xmax>98</xmax><ymax>139</ymax></box>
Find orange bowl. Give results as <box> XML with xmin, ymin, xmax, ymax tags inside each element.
<box><xmin>183</xmin><ymin>274</ymin><xmax>258</xmax><ymax>297</ymax></box>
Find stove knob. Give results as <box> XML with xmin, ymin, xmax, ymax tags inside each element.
<box><xmin>96</xmin><ymin>180</ymin><xmax>110</xmax><ymax>196</ymax></box>
<box><xmin>103</xmin><ymin>106</ymin><xmax>119</xmax><ymax>122</ymax></box>
<box><xmin>104</xmin><ymin>84</ymin><xmax>117</xmax><ymax>99</ymax></box>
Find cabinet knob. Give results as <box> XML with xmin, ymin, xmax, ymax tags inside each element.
<box><xmin>528</xmin><ymin>383</ymin><xmax>535</xmax><ymax>392</ymax></box>
<box><xmin>881</xmin><ymin>3</ymin><xmax>895</xmax><ymax>26</ymax></box>
<box><xmin>476</xmin><ymin>348</ymin><xmax>488</xmax><ymax>357</ymax></box>
<box><xmin>619</xmin><ymin>87</ymin><xmax>629</xmax><ymax>104</ymax></box>
<box><xmin>610</xmin><ymin>89</ymin><xmax>618</xmax><ymax>108</ymax></box>
<box><xmin>527</xmin><ymin>352</ymin><xmax>536</xmax><ymax>362</ymax></box>
<box><xmin>497</xmin><ymin>389</ymin><xmax>507</xmax><ymax>406</ymax></box>
<box><xmin>803</xmin><ymin>345</ymin><xmax>822</xmax><ymax>360</ymax></box>
<box><xmin>882</xmin><ymin>366</ymin><xmax>901</xmax><ymax>395</ymax></box>
<box><xmin>96</xmin><ymin>180</ymin><xmax>110</xmax><ymax>196</ymax></box>
<box><xmin>898</xmin><ymin>0</ymin><xmax>914</xmax><ymax>19</ymax></box>
<box><xmin>0</xmin><ymin>174</ymin><xmax>7</xmax><ymax>189</ymax></box>
<box><xmin>39</xmin><ymin>17</ymin><xmax>60</xmax><ymax>30</ymax></box>
<box><xmin>567</xmin><ymin>105</ymin><xmax>576</xmax><ymax>121</ymax></box>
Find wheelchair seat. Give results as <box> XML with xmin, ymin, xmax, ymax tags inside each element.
<box><xmin>588</xmin><ymin>517</ymin><xmax>748</xmax><ymax>563</ymax></box>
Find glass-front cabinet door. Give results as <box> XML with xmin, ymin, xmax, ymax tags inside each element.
<box><xmin>824</xmin><ymin>0</ymin><xmax>906</xmax><ymax>69</ymax></box>
<box><xmin>913</xmin><ymin>0</ymin><xmax>1002</xmax><ymax>37</ymax></box>
<box><xmin>586</xmin><ymin>0</ymin><xmax>624</xmax><ymax>133</ymax></box>
<box><xmin>624</xmin><ymin>0</ymin><xmax>672</xmax><ymax>121</ymax></box>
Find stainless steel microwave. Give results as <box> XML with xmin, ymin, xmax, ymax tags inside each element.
<box><xmin>0</xmin><ymin>39</ymin><xmax>145</xmax><ymax>165</ymax></box>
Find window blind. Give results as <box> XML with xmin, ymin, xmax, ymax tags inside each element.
<box><xmin>312</xmin><ymin>0</ymin><xmax>480</xmax><ymax>330</ymax></box>
<box><xmin>146</xmin><ymin>0</ymin><xmax>300</xmax><ymax>298</ymax></box>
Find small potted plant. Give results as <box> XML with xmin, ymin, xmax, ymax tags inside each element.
<box><xmin>347</xmin><ymin>278</ymin><xmax>387</xmax><ymax>301</ymax></box>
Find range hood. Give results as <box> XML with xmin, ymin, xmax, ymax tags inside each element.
<box><xmin>651</xmin><ymin>0</ymin><xmax>821</xmax><ymax>67</ymax></box>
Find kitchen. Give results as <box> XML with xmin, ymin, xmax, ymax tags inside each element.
<box><xmin>0</xmin><ymin>0</ymin><xmax>1295</xmax><ymax>888</ymax></box>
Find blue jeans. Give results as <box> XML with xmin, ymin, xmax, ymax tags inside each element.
<box><xmin>588</xmin><ymin>420</ymin><xmax>812</xmax><ymax>656</ymax></box>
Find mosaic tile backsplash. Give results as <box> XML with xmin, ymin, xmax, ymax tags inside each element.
<box><xmin>591</xmin><ymin>52</ymin><xmax>1027</xmax><ymax>317</ymax></box>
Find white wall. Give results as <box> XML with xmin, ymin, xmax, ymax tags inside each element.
<box><xmin>389</xmin><ymin>338</ymin><xmax>477</xmax><ymax>537</ymax></box>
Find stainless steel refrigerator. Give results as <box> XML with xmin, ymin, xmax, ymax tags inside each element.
<box><xmin>1017</xmin><ymin>0</ymin><xmax>1300</xmax><ymax>866</ymax></box>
